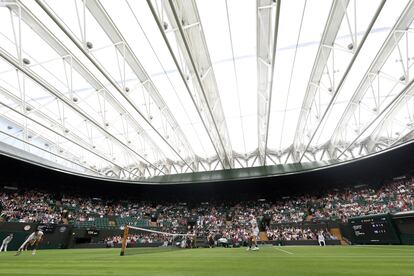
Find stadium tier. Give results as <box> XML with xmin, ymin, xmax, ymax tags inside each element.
<box><xmin>1</xmin><ymin>175</ymin><xmax>414</xmax><ymax>249</ymax></box>
<box><xmin>2</xmin><ymin>177</ymin><xmax>414</xmax><ymax>227</ymax></box>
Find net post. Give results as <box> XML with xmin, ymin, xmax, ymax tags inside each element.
<box><xmin>120</xmin><ymin>225</ymin><xmax>129</xmax><ymax>256</ymax></box>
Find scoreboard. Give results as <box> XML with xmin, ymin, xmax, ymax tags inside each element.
<box><xmin>349</xmin><ymin>214</ymin><xmax>400</xmax><ymax>244</ymax></box>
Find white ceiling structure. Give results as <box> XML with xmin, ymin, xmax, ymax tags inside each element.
<box><xmin>0</xmin><ymin>0</ymin><xmax>414</xmax><ymax>181</ymax></box>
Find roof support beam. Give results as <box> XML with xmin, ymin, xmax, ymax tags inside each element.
<box><xmin>83</xmin><ymin>0</ymin><xmax>196</xmax><ymax>169</ymax></box>
<box><xmin>291</xmin><ymin>0</ymin><xmax>385</xmax><ymax>163</ymax></box>
<box><xmin>337</xmin><ymin>77</ymin><xmax>414</xmax><ymax>159</ymax></box>
<box><xmin>0</xmin><ymin>85</ymin><xmax>134</xmax><ymax>176</ymax></box>
<box><xmin>34</xmin><ymin>0</ymin><xmax>193</xmax><ymax>172</ymax></box>
<box><xmin>0</xmin><ymin>43</ymin><xmax>164</xmax><ymax>175</ymax></box>
<box><xmin>359</xmin><ymin>85</ymin><xmax>414</xmax><ymax>154</ymax></box>
<box><xmin>162</xmin><ymin>0</ymin><xmax>234</xmax><ymax>169</ymax></box>
<box><xmin>390</xmin><ymin>128</ymin><xmax>414</xmax><ymax>147</ymax></box>
<box><xmin>7</xmin><ymin>0</ymin><xmax>165</xmax><ymax>174</ymax></box>
<box><xmin>291</xmin><ymin>0</ymin><xmax>349</xmax><ymax>162</ymax></box>
<box><xmin>329</xmin><ymin>0</ymin><xmax>414</xmax><ymax>157</ymax></box>
<box><xmin>0</xmin><ymin>102</ymin><xmax>104</xmax><ymax>176</ymax></box>
<box><xmin>145</xmin><ymin>0</ymin><xmax>230</xmax><ymax>170</ymax></box>
<box><xmin>257</xmin><ymin>0</ymin><xmax>281</xmax><ymax>165</ymax></box>
<box><xmin>0</xmin><ymin>127</ymin><xmax>100</xmax><ymax>175</ymax></box>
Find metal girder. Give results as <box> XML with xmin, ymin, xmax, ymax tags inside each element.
<box><xmin>355</xmin><ymin>80</ymin><xmax>414</xmax><ymax>155</ymax></box>
<box><xmin>145</xmin><ymin>0</ymin><xmax>229</xmax><ymax>171</ymax></box>
<box><xmin>0</xmin><ymin>127</ymin><xmax>100</xmax><ymax>175</ymax></box>
<box><xmin>338</xmin><ymin>77</ymin><xmax>414</xmax><ymax>158</ymax></box>
<box><xmin>34</xmin><ymin>0</ymin><xmax>194</xmax><ymax>172</ymax></box>
<box><xmin>390</xmin><ymin>128</ymin><xmax>414</xmax><ymax>146</ymax></box>
<box><xmin>161</xmin><ymin>0</ymin><xmax>233</xmax><ymax>169</ymax></box>
<box><xmin>365</xmin><ymin>91</ymin><xmax>414</xmax><ymax>153</ymax></box>
<box><xmin>83</xmin><ymin>0</ymin><xmax>196</xmax><ymax>167</ymax></box>
<box><xmin>0</xmin><ymin>38</ymin><xmax>165</xmax><ymax>176</ymax></box>
<box><xmin>6</xmin><ymin>0</ymin><xmax>166</xmax><ymax>174</ymax></box>
<box><xmin>0</xmin><ymin>84</ymin><xmax>133</xmax><ymax>176</ymax></box>
<box><xmin>291</xmin><ymin>0</ymin><xmax>385</xmax><ymax>163</ymax></box>
<box><xmin>291</xmin><ymin>0</ymin><xmax>349</xmax><ymax>161</ymax></box>
<box><xmin>329</xmin><ymin>0</ymin><xmax>414</xmax><ymax>157</ymax></box>
<box><xmin>257</xmin><ymin>0</ymin><xmax>281</xmax><ymax>166</ymax></box>
<box><xmin>0</xmin><ymin>109</ymin><xmax>102</xmax><ymax>175</ymax></box>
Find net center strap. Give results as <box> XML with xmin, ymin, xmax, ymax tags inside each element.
<box><xmin>127</xmin><ymin>226</ymin><xmax>194</xmax><ymax>237</ymax></box>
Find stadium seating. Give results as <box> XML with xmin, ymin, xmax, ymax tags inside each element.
<box><xmin>1</xmin><ymin>176</ymin><xmax>414</xmax><ymax>241</ymax></box>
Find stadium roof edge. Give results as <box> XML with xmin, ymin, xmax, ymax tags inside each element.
<box><xmin>1</xmin><ymin>137</ymin><xmax>414</xmax><ymax>185</ymax></box>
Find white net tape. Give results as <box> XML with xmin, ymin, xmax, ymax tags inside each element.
<box><xmin>127</xmin><ymin>225</ymin><xmax>195</xmax><ymax>237</ymax></box>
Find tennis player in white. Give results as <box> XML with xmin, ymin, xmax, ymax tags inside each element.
<box><xmin>0</xmin><ymin>234</ymin><xmax>13</xmax><ymax>252</ymax></box>
<box><xmin>318</xmin><ymin>231</ymin><xmax>326</xmax><ymax>246</ymax></box>
<box><xmin>16</xmin><ymin>230</ymin><xmax>44</xmax><ymax>255</ymax></box>
<box><xmin>247</xmin><ymin>217</ymin><xmax>260</xmax><ymax>251</ymax></box>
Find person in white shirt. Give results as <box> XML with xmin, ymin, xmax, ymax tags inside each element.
<box><xmin>0</xmin><ymin>234</ymin><xmax>13</xmax><ymax>252</ymax></box>
<box><xmin>180</xmin><ymin>238</ymin><xmax>186</xmax><ymax>248</ymax></box>
<box><xmin>16</xmin><ymin>230</ymin><xmax>44</xmax><ymax>256</ymax></box>
<box><xmin>162</xmin><ymin>237</ymin><xmax>169</xmax><ymax>247</ymax></box>
<box><xmin>247</xmin><ymin>217</ymin><xmax>260</xmax><ymax>251</ymax></box>
<box><xmin>217</xmin><ymin>237</ymin><xmax>228</xmax><ymax>247</ymax></box>
<box><xmin>318</xmin><ymin>231</ymin><xmax>326</xmax><ymax>246</ymax></box>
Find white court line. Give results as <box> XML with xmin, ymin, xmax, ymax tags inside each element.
<box><xmin>274</xmin><ymin>247</ymin><xmax>294</xmax><ymax>255</ymax></box>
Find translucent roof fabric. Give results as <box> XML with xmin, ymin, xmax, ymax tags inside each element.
<box><xmin>0</xmin><ymin>0</ymin><xmax>413</xmax><ymax>181</ymax></box>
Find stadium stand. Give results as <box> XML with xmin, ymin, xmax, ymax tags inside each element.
<box><xmin>1</xmin><ymin>176</ymin><xmax>414</xmax><ymax>246</ymax></box>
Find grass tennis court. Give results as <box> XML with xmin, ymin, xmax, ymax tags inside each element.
<box><xmin>1</xmin><ymin>246</ymin><xmax>414</xmax><ymax>276</ymax></box>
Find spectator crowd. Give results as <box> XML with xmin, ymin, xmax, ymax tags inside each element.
<box><xmin>105</xmin><ymin>232</ymin><xmax>167</xmax><ymax>247</ymax></box>
<box><xmin>1</xmin><ymin>177</ymin><xmax>414</xmax><ymax>242</ymax></box>
<box><xmin>266</xmin><ymin>227</ymin><xmax>335</xmax><ymax>241</ymax></box>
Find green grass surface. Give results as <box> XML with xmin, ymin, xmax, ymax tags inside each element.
<box><xmin>1</xmin><ymin>245</ymin><xmax>414</xmax><ymax>275</ymax></box>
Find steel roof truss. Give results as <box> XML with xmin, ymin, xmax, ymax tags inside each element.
<box><xmin>7</xmin><ymin>0</ymin><xmax>166</xmax><ymax>173</ymax></box>
<box><xmin>329</xmin><ymin>0</ymin><xmax>414</xmax><ymax>158</ymax></box>
<box><xmin>34</xmin><ymin>0</ymin><xmax>193</xmax><ymax>172</ymax></box>
<box><xmin>257</xmin><ymin>0</ymin><xmax>281</xmax><ymax>166</ymax></box>
<box><xmin>161</xmin><ymin>0</ymin><xmax>234</xmax><ymax>169</ymax></box>
<box><xmin>291</xmin><ymin>0</ymin><xmax>385</xmax><ymax>162</ymax></box>
<box><xmin>83</xmin><ymin>0</ymin><xmax>196</xmax><ymax>167</ymax></box>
